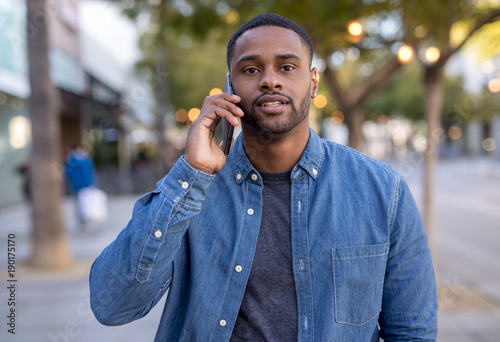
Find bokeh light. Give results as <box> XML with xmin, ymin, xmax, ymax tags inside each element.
<box><xmin>188</xmin><ymin>108</ymin><xmax>201</xmax><ymax>122</ymax></box>
<box><xmin>330</xmin><ymin>110</ymin><xmax>344</xmax><ymax>125</ymax></box>
<box><xmin>209</xmin><ymin>88</ymin><xmax>223</xmax><ymax>96</ymax></box>
<box><xmin>413</xmin><ymin>135</ymin><xmax>428</xmax><ymax>152</ymax></box>
<box><xmin>425</xmin><ymin>47</ymin><xmax>440</xmax><ymax>63</ymax></box>
<box><xmin>431</xmin><ymin>127</ymin><xmax>446</xmax><ymax>142</ymax></box>
<box><xmin>347</xmin><ymin>20</ymin><xmax>363</xmax><ymax>37</ymax></box>
<box><xmin>482</xmin><ymin>138</ymin><xmax>496</xmax><ymax>152</ymax></box>
<box><xmin>9</xmin><ymin>116</ymin><xmax>31</xmax><ymax>149</ymax></box>
<box><xmin>397</xmin><ymin>45</ymin><xmax>414</xmax><ymax>64</ymax></box>
<box><xmin>448</xmin><ymin>126</ymin><xmax>462</xmax><ymax>141</ymax></box>
<box><xmin>313</xmin><ymin>94</ymin><xmax>327</xmax><ymax>109</ymax></box>
<box><xmin>488</xmin><ymin>78</ymin><xmax>500</xmax><ymax>93</ymax></box>
<box><xmin>413</xmin><ymin>25</ymin><xmax>428</xmax><ymax>39</ymax></box>
<box><xmin>175</xmin><ymin>109</ymin><xmax>188</xmax><ymax>123</ymax></box>
<box><xmin>224</xmin><ymin>9</ymin><xmax>239</xmax><ymax>24</ymax></box>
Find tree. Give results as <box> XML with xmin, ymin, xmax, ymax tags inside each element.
<box><xmin>26</xmin><ymin>0</ymin><xmax>73</xmax><ymax>268</ymax></box>
<box><xmin>114</xmin><ymin>0</ymin><xmax>407</xmax><ymax>151</ymax></box>
<box><xmin>246</xmin><ymin>1</ymin><xmax>406</xmax><ymax>150</ymax></box>
<box><xmin>111</xmin><ymin>0</ymin><xmax>232</xmax><ymax>174</ymax></box>
<box><xmin>399</xmin><ymin>0</ymin><xmax>500</xmax><ymax>248</ymax></box>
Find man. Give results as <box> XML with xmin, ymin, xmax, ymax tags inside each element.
<box><xmin>65</xmin><ymin>142</ymin><xmax>99</xmax><ymax>231</ymax></box>
<box><xmin>90</xmin><ymin>13</ymin><xmax>437</xmax><ymax>341</ymax></box>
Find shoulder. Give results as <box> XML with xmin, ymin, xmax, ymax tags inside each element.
<box><xmin>320</xmin><ymin>139</ymin><xmax>398</xmax><ymax>178</ymax></box>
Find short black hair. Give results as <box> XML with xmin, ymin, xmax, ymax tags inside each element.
<box><xmin>226</xmin><ymin>13</ymin><xmax>313</xmax><ymax>70</ymax></box>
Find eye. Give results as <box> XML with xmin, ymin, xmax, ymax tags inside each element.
<box><xmin>243</xmin><ymin>67</ymin><xmax>259</xmax><ymax>74</ymax></box>
<box><xmin>281</xmin><ymin>65</ymin><xmax>295</xmax><ymax>72</ymax></box>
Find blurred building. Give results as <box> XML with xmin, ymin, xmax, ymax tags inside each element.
<box><xmin>0</xmin><ymin>0</ymin><xmax>143</xmax><ymax>207</ymax></box>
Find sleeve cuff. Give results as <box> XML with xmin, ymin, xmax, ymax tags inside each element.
<box><xmin>156</xmin><ymin>156</ymin><xmax>216</xmax><ymax>207</ymax></box>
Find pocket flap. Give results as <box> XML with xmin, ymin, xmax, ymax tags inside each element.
<box><xmin>333</xmin><ymin>243</ymin><xmax>389</xmax><ymax>260</ymax></box>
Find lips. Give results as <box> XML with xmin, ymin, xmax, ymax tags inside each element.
<box><xmin>254</xmin><ymin>94</ymin><xmax>290</xmax><ymax>114</ymax></box>
<box><xmin>256</xmin><ymin>94</ymin><xmax>289</xmax><ymax>107</ymax></box>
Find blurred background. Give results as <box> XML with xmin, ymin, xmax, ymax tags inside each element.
<box><xmin>0</xmin><ymin>0</ymin><xmax>500</xmax><ymax>341</ymax></box>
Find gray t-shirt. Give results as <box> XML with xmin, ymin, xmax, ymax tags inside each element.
<box><xmin>230</xmin><ymin>170</ymin><xmax>298</xmax><ymax>341</ymax></box>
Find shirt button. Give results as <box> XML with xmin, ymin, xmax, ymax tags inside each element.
<box><xmin>181</xmin><ymin>181</ymin><xmax>189</xmax><ymax>190</ymax></box>
<box><xmin>219</xmin><ymin>319</ymin><xmax>227</xmax><ymax>327</ymax></box>
<box><xmin>235</xmin><ymin>265</ymin><xmax>242</xmax><ymax>273</ymax></box>
<box><xmin>251</xmin><ymin>173</ymin><xmax>258</xmax><ymax>181</ymax></box>
<box><xmin>236</xmin><ymin>173</ymin><xmax>242</xmax><ymax>180</ymax></box>
<box><xmin>154</xmin><ymin>230</ymin><xmax>162</xmax><ymax>238</ymax></box>
<box><xmin>312</xmin><ymin>168</ymin><xmax>318</xmax><ymax>176</ymax></box>
<box><xmin>247</xmin><ymin>208</ymin><xmax>254</xmax><ymax>215</ymax></box>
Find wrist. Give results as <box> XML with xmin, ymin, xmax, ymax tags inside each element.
<box><xmin>183</xmin><ymin>155</ymin><xmax>215</xmax><ymax>175</ymax></box>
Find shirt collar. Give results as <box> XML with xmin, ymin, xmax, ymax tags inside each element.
<box><xmin>229</xmin><ymin>127</ymin><xmax>324</xmax><ymax>184</ymax></box>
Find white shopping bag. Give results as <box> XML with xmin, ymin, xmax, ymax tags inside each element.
<box><xmin>77</xmin><ymin>187</ymin><xmax>108</xmax><ymax>222</ymax></box>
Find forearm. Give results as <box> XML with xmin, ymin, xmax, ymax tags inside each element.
<box><xmin>89</xmin><ymin>156</ymin><xmax>215</xmax><ymax>325</ymax></box>
<box><xmin>379</xmin><ymin>177</ymin><xmax>438</xmax><ymax>341</ymax></box>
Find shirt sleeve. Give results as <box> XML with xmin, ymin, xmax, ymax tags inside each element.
<box><xmin>378</xmin><ymin>174</ymin><xmax>438</xmax><ymax>341</ymax></box>
<box><xmin>89</xmin><ymin>156</ymin><xmax>215</xmax><ymax>326</ymax></box>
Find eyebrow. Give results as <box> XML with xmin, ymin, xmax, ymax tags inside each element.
<box><xmin>235</xmin><ymin>53</ymin><xmax>303</xmax><ymax>67</ymax></box>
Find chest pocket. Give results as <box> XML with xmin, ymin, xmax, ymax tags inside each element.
<box><xmin>332</xmin><ymin>243</ymin><xmax>389</xmax><ymax>326</ymax></box>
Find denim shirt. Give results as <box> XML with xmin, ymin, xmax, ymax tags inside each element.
<box><xmin>90</xmin><ymin>129</ymin><xmax>437</xmax><ymax>342</ymax></box>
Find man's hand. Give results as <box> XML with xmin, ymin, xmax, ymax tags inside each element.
<box><xmin>184</xmin><ymin>93</ymin><xmax>244</xmax><ymax>174</ymax></box>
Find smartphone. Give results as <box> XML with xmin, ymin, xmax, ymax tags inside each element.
<box><xmin>222</xmin><ymin>73</ymin><xmax>235</xmax><ymax>156</ymax></box>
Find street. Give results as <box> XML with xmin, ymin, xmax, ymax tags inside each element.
<box><xmin>1</xmin><ymin>156</ymin><xmax>500</xmax><ymax>341</ymax></box>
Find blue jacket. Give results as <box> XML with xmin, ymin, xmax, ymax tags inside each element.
<box><xmin>65</xmin><ymin>150</ymin><xmax>96</xmax><ymax>192</ymax></box>
<box><xmin>90</xmin><ymin>128</ymin><xmax>437</xmax><ymax>341</ymax></box>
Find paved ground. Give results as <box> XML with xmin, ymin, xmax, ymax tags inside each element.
<box><xmin>1</xmin><ymin>156</ymin><xmax>499</xmax><ymax>341</ymax></box>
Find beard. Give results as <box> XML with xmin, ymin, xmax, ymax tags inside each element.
<box><xmin>240</xmin><ymin>87</ymin><xmax>311</xmax><ymax>136</ymax></box>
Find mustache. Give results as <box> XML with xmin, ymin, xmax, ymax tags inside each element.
<box><xmin>252</xmin><ymin>91</ymin><xmax>293</xmax><ymax>106</ymax></box>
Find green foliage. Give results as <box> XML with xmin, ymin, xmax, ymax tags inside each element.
<box><xmin>110</xmin><ymin>0</ymin><xmax>500</xmax><ymax>128</ymax></box>
<box><xmin>364</xmin><ymin>65</ymin><xmax>475</xmax><ymax>123</ymax></box>
<box><xmin>364</xmin><ymin>64</ymin><xmax>424</xmax><ymax>120</ymax></box>
<box><xmin>167</xmin><ymin>32</ymin><xmax>229</xmax><ymax>111</ymax></box>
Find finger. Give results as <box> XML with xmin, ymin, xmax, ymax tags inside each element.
<box><xmin>203</xmin><ymin>94</ymin><xmax>244</xmax><ymax>117</ymax></box>
<box><xmin>212</xmin><ymin>107</ymin><xmax>240</xmax><ymax>126</ymax></box>
<box><xmin>217</xmin><ymin>92</ymin><xmax>242</xmax><ymax>104</ymax></box>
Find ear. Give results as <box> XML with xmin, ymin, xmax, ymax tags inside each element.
<box><xmin>310</xmin><ymin>67</ymin><xmax>319</xmax><ymax>98</ymax></box>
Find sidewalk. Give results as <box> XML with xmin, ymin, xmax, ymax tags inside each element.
<box><xmin>0</xmin><ymin>195</ymin><xmax>166</xmax><ymax>341</ymax></box>
<box><xmin>1</xmin><ymin>156</ymin><xmax>500</xmax><ymax>341</ymax></box>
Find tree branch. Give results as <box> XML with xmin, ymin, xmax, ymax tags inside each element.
<box><xmin>323</xmin><ymin>64</ymin><xmax>347</xmax><ymax>110</ymax></box>
<box><xmin>347</xmin><ymin>57</ymin><xmax>403</xmax><ymax>109</ymax></box>
<box><xmin>440</xmin><ymin>8</ymin><xmax>500</xmax><ymax>66</ymax></box>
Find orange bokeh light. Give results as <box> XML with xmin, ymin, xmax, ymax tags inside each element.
<box><xmin>425</xmin><ymin>47</ymin><xmax>440</xmax><ymax>63</ymax></box>
<box><xmin>313</xmin><ymin>94</ymin><xmax>327</xmax><ymax>109</ymax></box>
<box><xmin>397</xmin><ymin>45</ymin><xmax>414</xmax><ymax>64</ymax></box>
<box><xmin>347</xmin><ymin>20</ymin><xmax>363</xmax><ymax>37</ymax></box>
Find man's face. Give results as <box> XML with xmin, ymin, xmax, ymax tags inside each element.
<box><xmin>229</xmin><ymin>26</ymin><xmax>318</xmax><ymax>136</ymax></box>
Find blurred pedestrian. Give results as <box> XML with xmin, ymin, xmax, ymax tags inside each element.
<box><xmin>16</xmin><ymin>160</ymin><xmax>31</xmax><ymax>201</ymax></box>
<box><xmin>90</xmin><ymin>14</ymin><xmax>437</xmax><ymax>341</ymax></box>
<box><xmin>65</xmin><ymin>142</ymin><xmax>97</xmax><ymax>232</ymax></box>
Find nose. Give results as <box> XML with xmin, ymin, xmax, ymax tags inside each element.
<box><xmin>258</xmin><ymin>69</ymin><xmax>283</xmax><ymax>92</ymax></box>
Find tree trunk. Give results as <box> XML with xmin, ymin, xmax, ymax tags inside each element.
<box><xmin>323</xmin><ymin>58</ymin><xmax>402</xmax><ymax>151</ymax></box>
<box><xmin>156</xmin><ymin>45</ymin><xmax>178</xmax><ymax>179</ymax></box>
<box><xmin>323</xmin><ymin>66</ymin><xmax>364</xmax><ymax>150</ymax></box>
<box><xmin>343</xmin><ymin>106</ymin><xmax>364</xmax><ymax>151</ymax></box>
<box><xmin>423</xmin><ymin>65</ymin><xmax>445</xmax><ymax>257</ymax></box>
<box><xmin>27</xmin><ymin>0</ymin><xmax>73</xmax><ymax>269</ymax></box>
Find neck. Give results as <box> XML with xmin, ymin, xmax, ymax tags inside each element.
<box><xmin>241</xmin><ymin>121</ymin><xmax>310</xmax><ymax>173</ymax></box>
